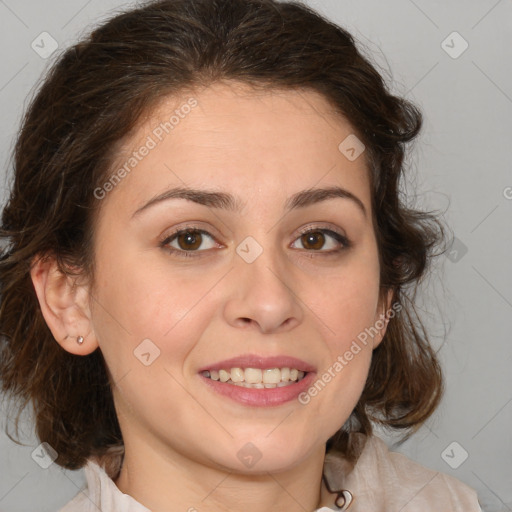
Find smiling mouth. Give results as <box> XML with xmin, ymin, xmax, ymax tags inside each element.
<box><xmin>201</xmin><ymin>367</ymin><xmax>308</xmax><ymax>388</ymax></box>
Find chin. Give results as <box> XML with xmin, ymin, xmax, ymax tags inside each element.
<box><xmin>205</xmin><ymin>435</ymin><xmax>316</xmax><ymax>475</ymax></box>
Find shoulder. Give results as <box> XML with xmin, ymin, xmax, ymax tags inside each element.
<box><xmin>56</xmin><ymin>459</ymin><xmax>102</xmax><ymax>512</ymax></box>
<box><xmin>56</xmin><ymin>457</ymin><xmax>151</xmax><ymax>512</ymax></box>
<box><xmin>57</xmin><ymin>490</ymin><xmax>93</xmax><ymax>512</ymax></box>
<box><xmin>327</xmin><ymin>434</ymin><xmax>482</xmax><ymax>512</ymax></box>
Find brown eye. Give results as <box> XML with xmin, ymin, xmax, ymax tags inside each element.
<box><xmin>300</xmin><ymin>231</ymin><xmax>326</xmax><ymax>250</ymax></box>
<box><xmin>161</xmin><ymin>228</ymin><xmax>218</xmax><ymax>257</ymax></box>
<box><xmin>291</xmin><ymin>228</ymin><xmax>350</xmax><ymax>253</ymax></box>
<box><xmin>176</xmin><ymin>230</ymin><xmax>203</xmax><ymax>250</ymax></box>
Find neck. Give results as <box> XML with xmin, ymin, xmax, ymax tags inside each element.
<box><xmin>114</xmin><ymin>436</ymin><xmax>331</xmax><ymax>512</ymax></box>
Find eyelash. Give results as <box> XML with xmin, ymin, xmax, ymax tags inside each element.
<box><xmin>159</xmin><ymin>225</ymin><xmax>352</xmax><ymax>259</ymax></box>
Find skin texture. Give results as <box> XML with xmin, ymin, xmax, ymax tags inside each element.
<box><xmin>31</xmin><ymin>81</ymin><xmax>392</xmax><ymax>512</ymax></box>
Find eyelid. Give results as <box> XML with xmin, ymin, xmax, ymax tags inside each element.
<box><xmin>159</xmin><ymin>221</ymin><xmax>222</xmax><ymax>244</ymax></box>
<box><xmin>295</xmin><ymin>223</ymin><xmax>347</xmax><ymax>239</ymax></box>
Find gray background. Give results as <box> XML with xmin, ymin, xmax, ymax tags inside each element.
<box><xmin>0</xmin><ymin>0</ymin><xmax>511</xmax><ymax>510</ymax></box>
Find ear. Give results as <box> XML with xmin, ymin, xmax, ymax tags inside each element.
<box><xmin>371</xmin><ymin>287</ymin><xmax>394</xmax><ymax>350</ymax></box>
<box><xmin>30</xmin><ymin>253</ymin><xmax>99</xmax><ymax>355</ymax></box>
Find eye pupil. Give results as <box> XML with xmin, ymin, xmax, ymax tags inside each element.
<box><xmin>178</xmin><ymin>231</ymin><xmax>202</xmax><ymax>250</ymax></box>
<box><xmin>302</xmin><ymin>231</ymin><xmax>325</xmax><ymax>250</ymax></box>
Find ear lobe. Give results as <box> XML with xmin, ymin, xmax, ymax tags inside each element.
<box><xmin>371</xmin><ymin>288</ymin><xmax>394</xmax><ymax>350</ymax></box>
<box><xmin>30</xmin><ymin>253</ymin><xmax>98</xmax><ymax>355</ymax></box>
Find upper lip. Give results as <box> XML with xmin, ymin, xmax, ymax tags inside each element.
<box><xmin>198</xmin><ymin>354</ymin><xmax>316</xmax><ymax>373</ymax></box>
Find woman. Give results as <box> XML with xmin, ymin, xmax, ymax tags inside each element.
<box><xmin>0</xmin><ymin>0</ymin><xmax>482</xmax><ymax>510</ymax></box>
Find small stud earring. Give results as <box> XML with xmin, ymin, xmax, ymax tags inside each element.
<box><xmin>76</xmin><ymin>336</ymin><xmax>84</xmax><ymax>345</ymax></box>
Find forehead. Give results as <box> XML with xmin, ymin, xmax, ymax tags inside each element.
<box><xmin>102</xmin><ymin>81</ymin><xmax>372</xmax><ymax>217</ymax></box>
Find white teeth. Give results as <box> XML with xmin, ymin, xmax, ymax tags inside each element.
<box><xmin>263</xmin><ymin>368</ymin><xmax>281</xmax><ymax>384</ymax></box>
<box><xmin>201</xmin><ymin>367</ymin><xmax>308</xmax><ymax>387</ymax></box>
<box><xmin>231</xmin><ymin>367</ymin><xmax>244</xmax><ymax>382</ymax></box>
<box><xmin>245</xmin><ymin>368</ymin><xmax>262</xmax><ymax>384</ymax></box>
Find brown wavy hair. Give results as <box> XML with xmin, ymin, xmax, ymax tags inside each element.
<box><xmin>0</xmin><ymin>0</ymin><xmax>447</xmax><ymax>470</ymax></box>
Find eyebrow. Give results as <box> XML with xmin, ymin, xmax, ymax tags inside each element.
<box><xmin>132</xmin><ymin>185</ymin><xmax>367</xmax><ymax>218</ymax></box>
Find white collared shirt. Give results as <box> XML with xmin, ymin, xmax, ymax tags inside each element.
<box><xmin>58</xmin><ymin>435</ymin><xmax>482</xmax><ymax>512</ymax></box>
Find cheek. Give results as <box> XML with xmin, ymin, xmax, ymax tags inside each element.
<box><xmin>299</xmin><ymin>250</ymin><xmax>381</xmax><ymax>415</ymax></box>
<box><xmin>310</xmin><ymin>253</ymin><xmax>381</xmax><ymax>353</ymax></box>
<box><xmin>300</xmin><ymin>274</ymin><xmax>379</xmax><ymax>435</ymax></box>
<box><xmin>88</xmin><ymin>260</ymin><xmax>218</xmax><ymax>428</ymax></box>
<box><xmin>89</xmin><ymin>248</ymin><xmax>219</xmax><ymax>375</ymax></box>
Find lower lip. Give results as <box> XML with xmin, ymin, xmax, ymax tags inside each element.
<box><xmin>199</xmin><ymin>372</ymin><xmax>316</xmax><ymax>407</ymax></box>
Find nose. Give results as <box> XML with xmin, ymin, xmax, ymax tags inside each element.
<box><xmin>222</xmin><ymin>241</ymin><xmax>304</xmax><ymax>334</ymax></box>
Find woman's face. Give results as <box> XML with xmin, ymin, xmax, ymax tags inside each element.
<box><xmin>87</xmin><ymin>81</ymin><xmax>390</xmax><ymax>473</ymax></box>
